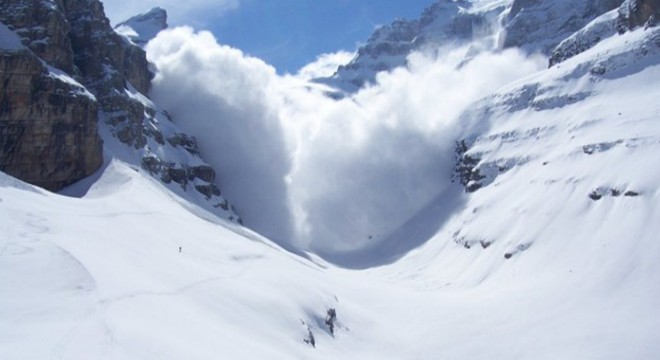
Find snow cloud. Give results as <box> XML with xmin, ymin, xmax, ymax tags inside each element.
<box><xmin>147</xmin><ymin>27</ymin><xmax>295</xmax><ymax>243</ymax></box>
<box><xmin>147</xmin><ymin>27</ymin><xmax>545</xmax><ymax>256</ymax></box>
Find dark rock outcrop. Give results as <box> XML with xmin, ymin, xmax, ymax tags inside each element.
<box><xmin>453</xmin><ymin>140</ymin><xmax>485</xmax><ymax>193</ymax></box>
<box><xmin>617</xmin><ymin>0</ymin><xmax>660</xmax><ymax>32</ymax></box>
<box><xmin>60</xmin><ymin>0</ymin><xmax>152</xmax><ymax>97</ymax></box>
<box><xmin>549</xmin><ymin>10</ymin><xmax>620</xmax><ymax>67</ymax></box>
<box><xmin>589</xmin><ymin>186</ymin><xmax>641</xmax><ymax>200</ymax></box>
<box><xmin>325</xmin><ymin>308</ymin><xmax>337</xmax><ymax>336</ymax></box>
<box><xmin>503</xmin><ymin>0</ymin><xmax>623</xmax><ymax>54</ymax></box>
<box><xmin>0</xmin><ymin>49</ymin><xmax>102</xmax><ymax>191</ymax></box>
<box><xmin>1</xmin><ymin>0</ymin><xmax>76</xmax><ymax>74</ymax></box>
<box><xmin>550</xmin><ymin>0</ymin><xmax>659</xmax><ymax>66</ymax></box>
<box><xmin>0</xmin><ymin>1</ymin><xmax>105</xmax><ymax>191</ymax></box>
<box><xmin>1</xmin><ymin>1</ymin><xmax>241</xmax><ymax>222</ymax></box>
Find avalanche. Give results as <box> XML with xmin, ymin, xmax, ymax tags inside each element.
<box><xmin>2</xmin><ymin>0</ymin><xmax>660</xmax><ymax>359</ymax></box>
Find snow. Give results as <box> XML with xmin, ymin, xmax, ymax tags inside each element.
<box><xmin>550</xmin><ymin>9</ymin><xmax>620</xmax><ymax>66</ymax></box>
<box><xmin>46</xmin><ymin>64</ymin><xmax>97</xmax><ymax>100</ymax></box>
<box><xmin>3</xmin><ymin>26</ymin><xmax>660</xmax><ymax>357</ymax></box>
<box><xmin>114</xmin><ymin>7</ymin><xmax>167</xmax><ymax>47</ymax></box>
<box><xmin>0</xmin><ymin>21</ymin><xmax>24</xmax><ymax>50</ymax></box>
<box><xmin>3</xmin><ymin>1</ymin><xmax>660</xmax><ymax>359</ymax></box>
<box><xmin>323</xmin><ymin>0</ymin><xmax>511</xmax><ymax>91</ymax></box>
<box><xmin>2</xmin><ymin>120</ymin><xmax>659</xmax><ymax>359</ymax></box>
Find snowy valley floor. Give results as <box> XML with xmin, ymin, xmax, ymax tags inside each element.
<box><xmin>1</xmin><ymin>158</ymin><xmax>658</xmax><ymax>359</ymax></box>
<box><xmin>2</xmin><ymin>25</ymin><xmax>660</xmax><ymax>360</ymax></box>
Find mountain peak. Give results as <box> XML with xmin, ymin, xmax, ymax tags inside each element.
<box><xmin>316</xmin><ymin>0</ymin><xmax>502</xmax><ymax>92</ymax></box>
<box><xmin>115</xmin><ymin>7</ymin><xmax>168</xmax><ymax>47</ymax></box>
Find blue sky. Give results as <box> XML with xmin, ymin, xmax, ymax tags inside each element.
<box><xmin>103</xmin><ymin>0</ymin><xmax>434</xmax><ymax>73</ymax></box>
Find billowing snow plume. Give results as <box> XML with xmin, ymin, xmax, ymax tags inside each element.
<box><xmin>147</xmin><ymin>27</ymin><xmax>545</xmax><ymax>256</ymax></box>
<box><xmin>147</xmin><ymin>28</ymin><xmax>296</xmax><ymax>242</ymax></box>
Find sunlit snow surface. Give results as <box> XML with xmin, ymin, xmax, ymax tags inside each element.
<box><xmin>2</xmin><ymin>16</ymin><xmax>660</xmax><ymax>360</ymax></box>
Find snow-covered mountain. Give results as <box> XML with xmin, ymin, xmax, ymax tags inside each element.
<box><xmin>320</xmin><ymin>0</ymin><xmax>626</xmax><ymax>92</ymax></box>
<box><xmin>2</xmin><ymin>0</ymin><xmax>660</xmax><ymax>358</ymax></box>
<box><xmin>318</xmin><ymin>0</ymin><xmax>508</xmax><ymax>92</ymax></box>
<box><xmin>115</xmin><ymin>7</ymin><xmax>168</xmax><ymax>47</ymax></box>
<box><xmin>0</xmin><ymin>0</ymin><xmax>240</xmax><ymax>222</ymax></box>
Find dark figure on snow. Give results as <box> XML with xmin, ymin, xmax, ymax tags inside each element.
<box><xmin>325</xmin><ymin>308</ymin><xmax>337</xmax><ymax>335</ymax></box>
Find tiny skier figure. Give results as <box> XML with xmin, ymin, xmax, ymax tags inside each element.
<box><xmin>179</xmin><ymin>246</ymin><xmax>182</xmax><ymax>253</ymax></box>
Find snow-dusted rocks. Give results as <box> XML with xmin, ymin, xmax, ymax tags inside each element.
<box><xmin>617</xmin><ymin>0</ymin><xmax>660</xmax><ymax>31</ymax></box>
<box><xmin>549</xmin><ymin>10</ymin><xmax>620</xmax><ymax>67</ymax></box>
<box><xmin>448</xmin><ymin>24</ymin><xmax>660</xmax><ymax>264</ymax></box>
<box><xmin>549</xmin><ymin>0</ymin><xmax>660</xmax><ymax>66</ymax></box>
<box><xmin>115</xmin><ymin>7</ymin><xmax>168</xmax><ymax>47</ymax></box>
<box><xmin>0</xmin><ymin>8</ymin><xmax>104</xmax><ymax>191</ymax></box>
<box><xmin>0</xmin><ymin>0</ymin><xmax>240</xmax><ymax>221</ymax></box>
<box><xmin>322</xmin><ymin>0</ymin><xmax>631</xmax><ymax>92</ymax></box>
<box><xmin>320</xmin><ymin>0</ymin><xmax>504</xmax><ymax>91</ymax></box>
<box><xmin>502</xmin><ymin>0</ymin><xmax>623</xmax><ymax>54</ymax></box>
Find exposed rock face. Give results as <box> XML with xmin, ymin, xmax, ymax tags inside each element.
<box><xmin>503</xmin><ymin>0</ymin><xmax>623</xmax><ymax>54</ymax></box>
<box><xmin>549</xmin><ymin>10</ymin><xmax>620</xmax><ymax>67</ymax></box>
<box><xmin>453</xmin><ymin>140</ymin><xmax>485</xmax><ymax>193</ymax></box>
<box><xmin>1</xmin><ymin>1</ymin><xmax>241</xmax><ymax>222</ymax></box>
<box><xmin>0</xmin><ymin>48</ymin><xmax>102</xmax><ymax>191</ymax></box>
<box><xmin>1</xmin><ymin>0</ymin><xmax>76</xmax><ymax>74</ymax></box>
<box><xmin>319</xmin><ymin>0</ymin><xmax>500</xmax><ymax>91</ymax></box>
<box><xmin>617</xmin><ymin>0</ymin><xmax>660</xmax><ymax>31</ymax></box>
<box><xmin>0</xmin><ymin>4</ymin><xmax>103</xmax><ymax>191</ymax></box>
<box><xmin>550</xmin><ymin>0</ymin><xmax>659</xmax><ymax>66</ymax></box>
<box><xmin>61</xmin><ymin>0</ymin><xmax>152</xmax><ymax>95</ymax></box>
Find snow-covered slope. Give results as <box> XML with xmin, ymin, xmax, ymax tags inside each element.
<box><xmin>115</xmin><ymin>7</ymin><xmax>168</xmax><ymax>47</ymax></box>
<box><xmin>3</xmin><ymin>23</ymin><xmax>660</xmax><ymax>359</ymax></box>
<box><xmin>3</xmin><ymin>0</ymin><xmax>660</xmax><ymax>358</ymax></box>
<box><xmin>0</xmin><ymin>21</ymin><xmax>23</xmax><ymax>50</ymax></box>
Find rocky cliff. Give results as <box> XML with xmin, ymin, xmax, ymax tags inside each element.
<box><xmin>549</xmin><ymin>0</ymin><xmax>660</xmax><ymax>66</ymax></box>
<box><xmin>0</xmin><ymin>0</ymin><xmax>240</xmax><ymax>222</ymax></box>
<box><xmin>0</xmin><ymin>37</ymin><xmax>102</xmax><ymax>191</ymax></box>
<box><xmin>0</xmin><ymin>0</ymin><xmax>103</xmax><ymax>191</ymax></box>
<box><xmin>502</xmin><ymin>0</ymin><xmax>623</xmax><ymax>54</ymax></box>
<box><xmin>617</xmin><ymin>0</ymin><xmax>660</xmax><ymax>31</ymax></box>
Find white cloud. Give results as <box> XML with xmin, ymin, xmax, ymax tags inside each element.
<box><xmin>295</xmin><ymin>51</ymin><xmax>355</xmax><ymax>80</ymax></box>
<box><xmin>147</xmin><ymin>27</ymin><xmax>545</xmax><ymax>256</ymax></box>
<box><xmin>101</xmin><ymin>0</ymin><xmax>239</xmax><ymax>26</ymax></box>
<box><xmin>147</xmin><ymin>27</ymin><xmax>295</xmax><ymax>243</ymax></box>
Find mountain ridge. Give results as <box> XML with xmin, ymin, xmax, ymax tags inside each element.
<box><xmin>319</xmin><ymin>0</ymin><xmax>630</xmax><ymax>91</ymax></box>
<box><xmin>1</xmin><ymin>0</ymin><xmax>660</xmax><ymax>358</ymax></box>
<box><xmin>0</xmin><ymin>0</ymin><xmax>240</xmax><ymax>221</ymax></box>
<box><xmin>115</xmin><ymin>7</ymin><xmax>168</xmax><ymax>47</ymax></box>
